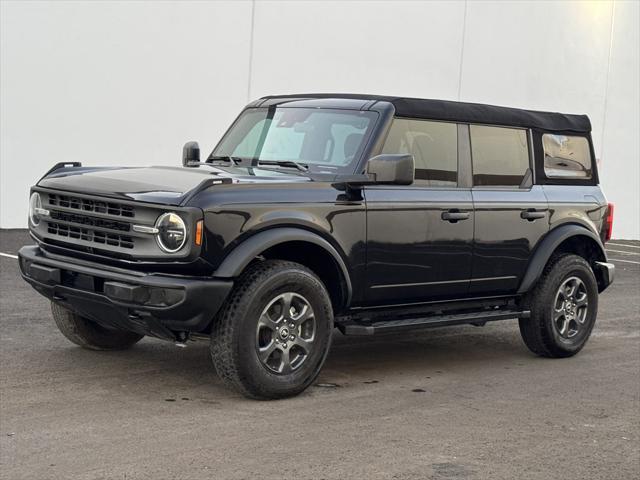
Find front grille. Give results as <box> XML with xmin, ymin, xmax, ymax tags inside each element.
<box><xmin>47</xmin><ymin>222</ymin><xmax>134</xmax><ymax>249</ymax></box>
<box><xmin>49</xmin><ymin>193</ymin><xmax>135</xmax><ymax>218</ymax></box>
<box><xmin>40</xmin><ymin>192</ymin><xmax>142</xmax><ymax>255</ymax></box>
<box><xmin>49</xmin><ymin>210</ymin><xmax>131</xmax><ymax>232</ymax></box>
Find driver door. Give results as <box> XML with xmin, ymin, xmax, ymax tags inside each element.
<box><xmin>364</xmin><ymin>119</ymin><xmax>474</xmax><ymax>306</ymax></box>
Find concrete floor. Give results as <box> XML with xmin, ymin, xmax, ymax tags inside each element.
<box><xmin>1</xmin><ymin>229</ymin><xmax>638</xmax><ymax>480</ymax></box>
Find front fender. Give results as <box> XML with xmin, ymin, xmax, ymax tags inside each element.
<box><xmin>517</xmin><ymin>223</ymin><xmax>607</xmax><ymax>294</ymax></box>
<box><xmin>213</xmin><ymin>227</ymin><xmax>353</xmax><ymax>304</ymax></box>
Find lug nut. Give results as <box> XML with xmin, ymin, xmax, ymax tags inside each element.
<box><xmin>290</xmin><ymin>335</ymin><xmax>295</xmax><ymax>340</ymax></box>
<box><xmin>282</xmin><ymin>343</ymin><xmax>288</xmax><ymax>348</ymax></box>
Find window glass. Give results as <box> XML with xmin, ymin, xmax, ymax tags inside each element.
<box><xmin>213</xmin><ymin>108</ymin><xmax>377</xmax><ymax>173</ymax></box>
<box><xmin>543</xmin><ymin>134</ymin><xmax>592</xmax><ymax>179</ymax></box>
<box><xmin>470</xmin><ymin>125</ymin><xmax>529</xmax><ymax>186</ymax></box>
<box><xmin>381</xmin><ymin>118</ymin><xmax>458</xmax><ymax>186</ymax></box>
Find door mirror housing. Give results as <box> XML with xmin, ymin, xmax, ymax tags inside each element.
<box><xmin>332</xmin><ymin>154</ymin><xmax>415</xmax><ymax>191</ymax></box>
<box><xmin>182</xmin><ymin>141</ymin><xmax>200</xmax><ymax>167</ymax></box>
<box><xmin>366</xmin><ymin>154</ymin><xmax>415</xmax><ymax>185</ymax></box>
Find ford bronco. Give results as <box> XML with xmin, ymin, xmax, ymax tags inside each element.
<box><xmin>19</xmin><ymin>94</ymin><xmax>615</xmax><ymax>399</ymax></box>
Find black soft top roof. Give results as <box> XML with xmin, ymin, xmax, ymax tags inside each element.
<box><xmin>259</xmin><ymin>93</ymin><xmax>591</xmax><ymax>134</ymax></box>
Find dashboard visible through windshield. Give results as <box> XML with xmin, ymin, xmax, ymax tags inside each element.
<box><xmin>211</xmin><ymin>107</ymin><xmax>378</xmax><ymax>174</ymax></box>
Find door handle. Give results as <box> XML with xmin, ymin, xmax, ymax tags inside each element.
<box><xmin>441</xmin><ymin>210</ymin><xmax>470</xmax><ymax>222</ymax></box>
<box><xmin>521</xmin><ymin>209</ymin><xmax>547</xmax><ymax>221</ymax></box>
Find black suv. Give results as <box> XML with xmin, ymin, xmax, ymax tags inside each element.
<box><xmin>19</xmin><ymin>94</ymin><xmax>615</xmax><ymax>399</ymax></box>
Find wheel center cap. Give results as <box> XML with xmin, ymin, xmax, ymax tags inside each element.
<box><xmin>279</xmin><ymin>327</ymin><xmax>289</xmax><ymax>339</ymax></box>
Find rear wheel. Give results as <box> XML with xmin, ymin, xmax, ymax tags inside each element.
<box><xmin>210</xmin><ymin>260</ymin><xmax>333</xmax><ymax>399</ymax></box>
<box><xmin>519</xmin><ymin>254</ymin><xmax>598</xmax><ymax>358</ymax></box>
<box><xmin>51</xmin><ymin>302</ymin><xmax>143</xmax><ymax>350</ymax></box>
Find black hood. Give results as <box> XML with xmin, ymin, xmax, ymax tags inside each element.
<box><xmin>37</xmin><ymin>164</ymin><xmax>311</xmax><ymax>205</ymax></box>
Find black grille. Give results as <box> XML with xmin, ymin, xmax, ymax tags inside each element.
<box><xmin>49</xmin><ymin>210</ymin><xmax>131</xmax><ymax>232</ymax></box>
<box><xmin>48</xmin><ymin>194</ymin><xmax>135</xmax><ymax>218</ymax></box>
<box><xmin>46</xmin><ymin>222</ymin><xmax>134</xmax><ymax>249</ymax></box>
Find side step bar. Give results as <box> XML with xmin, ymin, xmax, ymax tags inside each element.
<box><xmin>337</xmin><ymin>308</ymin><xmax>530</xmax><ymax>336</ymax></box>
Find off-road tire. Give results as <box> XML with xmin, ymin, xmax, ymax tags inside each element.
<box><xmin>519</xmin><ymin>254</ymin><xmax>598</xmax><ymax>358</ymax></box>
<box><xmin>51</xmin><ymin>302</ymin><xmax>143</xmax><ymax>350</ymax></box>
<box><xmin>210</xmin><ymin>260</ymin><xmax>334</xmax><ymax>400</ymax></box>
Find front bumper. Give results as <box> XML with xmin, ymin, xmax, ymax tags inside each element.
<box><xmin>19</xmin><ymin>245</ymin><xmax>233</xmax><ymax>340</ymax></box>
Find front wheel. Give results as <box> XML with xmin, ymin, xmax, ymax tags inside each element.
<box><xmin>210</xmin><ymin>260</ymin><xmax>334</xmax><ymax>399</ymax></box>
<box><xmin>519</xmin><ymin>254</ymin><xmax>598</xmax><ymax>358</ymax></box>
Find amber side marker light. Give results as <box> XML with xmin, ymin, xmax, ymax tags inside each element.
<box><xmin>195</xmin><ymin>220</ymin><xmax>203</xmax><ymax>246</ymax></box>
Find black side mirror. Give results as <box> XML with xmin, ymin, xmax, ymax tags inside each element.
<box><xmin>182</xmin><ymin>141</ymin><xmax>200</xmax><ymax>167</ymax></box>
<box><xmin>366</xmin><ymin>154</ymin><xmax>414</xmax><ymax>185</ymax></box>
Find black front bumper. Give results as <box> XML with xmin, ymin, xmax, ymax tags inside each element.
<box><xmin>19</xmin><ymin>245</ymin><xmax>233</xmax><ymax>340</ymax></box>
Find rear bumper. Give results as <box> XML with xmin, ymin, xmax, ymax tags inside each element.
<box><xmin>595</xmin><ymin>261</ymin><xmax>615</xmax><ymax>292</ymax></box>
<box><xmin>18</xmin><ymin>245</ymin><xmax>233</xmax><ymax>340</ymax></box>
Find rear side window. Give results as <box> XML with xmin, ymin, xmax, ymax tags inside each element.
<box><xmin>381</xmin><ymin>118</ymin><xmax>458</xmax><ymax>186</ymax></box>
<box><xmin>542</xmin><ymin>134</ymin><xmax>592</xmax><ymax>179</ymax></box>
<box><xmin>470</xmin><ymin>125</ymin><xmax>529</xmax><ymax>187</ymax></box>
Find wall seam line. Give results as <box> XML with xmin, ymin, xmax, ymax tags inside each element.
<box><xmin>246</xmin><ymin>0</ymin><xmax>256</xmax><ymax>102</ymax></box>
<box><xmin>600</xmin><ymin>0</ymin><xmax>616</xmax><ymax>162</ymax></box>
<box><xmin>457</xmin><ymin>0</ymin><xmax>468</xmax><ymax>101</ymax></box>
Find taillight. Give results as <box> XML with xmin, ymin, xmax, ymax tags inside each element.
<box><xmin>603</xmin><ymin>203</ymin><xmax>614</xmax><ymax>242</ymax></box>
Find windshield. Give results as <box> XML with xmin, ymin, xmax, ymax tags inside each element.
<box><xmin>211</xmin><ymin>107</ymin><xmax>378</xmax><ymax>173</ymax></box>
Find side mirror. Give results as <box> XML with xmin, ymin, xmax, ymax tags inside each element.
<box><xmin>366</xmin><ymin>154</ymin><xmax>414</xmax><ymax>185</ymax></box>
<box><xmin>182</xmin><ymin>141</ymin><xmax>200</xmax><ymax>167</ymax></box>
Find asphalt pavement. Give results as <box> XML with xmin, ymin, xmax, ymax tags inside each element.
<box><xmin>1</xmin><ymin>229</ymin><xmax>638</xmax><ymax>479</ymax></box>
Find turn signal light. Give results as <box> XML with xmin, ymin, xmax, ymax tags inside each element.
<box><xmin>195</xmin><ymin>220</ymin><xmax>203</xmax><ymax>246</ymax></box>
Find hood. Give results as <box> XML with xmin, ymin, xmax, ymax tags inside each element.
<box><xmin>37</xmin><ymin>164</ymin><xmax>311</xmax><ymax>205</ymax></box>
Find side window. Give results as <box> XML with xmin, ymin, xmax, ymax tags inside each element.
<box><xmin>381</xmin><ymin>118</ymin><xmax>458</xmax><ymax>186</ymax></box>
<box><xmin>470</xmin><ymin>125</ymin><xmax>529</xmax><ymax>187</ymax></box>
<box><xmin>542</xmin><ymin>134</ymin><xmax>592</xmax><ymax>179</ymax></box>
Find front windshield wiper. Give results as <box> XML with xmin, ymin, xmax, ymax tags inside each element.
<box><xmin>257</xmin><ymin>160</ymin><xmax>309</xmax><ymax>172</ymax></box>
<box><xmin>207</xmin><ymin>155</ymin><xmax>244</xmax><ymax>166</ymax></box>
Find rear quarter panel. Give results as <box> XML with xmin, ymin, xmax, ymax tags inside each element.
<box><xmin>543</xmin><ymin>185</ymin><xmax>608</xmax><ymax>235</ymax></box>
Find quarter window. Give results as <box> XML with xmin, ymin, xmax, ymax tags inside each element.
<box><xmin>381</xmin><ymin>119</ymin><xmax>458</xmax><ymax>186</ymax></box>
<box><xmin>542</xmin><ymin>134</ymin><xmax>592</xmax><ymax>179</ymax></box>
<box><xmin>470</xmin><ymin>125</ymin><xmax>529</xmax><ymax>187</ymax></box>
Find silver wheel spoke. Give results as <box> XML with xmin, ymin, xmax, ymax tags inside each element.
<box><xmin>257</xmin><ymin>312</ymin><xmax>280</xmax><ymax>331</ymax></box>
<box><xmin>279</xmin><ymin>349</ymin><xmax>292</xmax><ymax>374</ymax></box>
<box><xmin>559</xmin><ymin>317</ymin><xmax>570</xmax><ymax>336</ymax></box>
<box><xmin>281</xmin><ymin>292</ymin><xmax>295</xmax><ymax>319</ymax></box>
<box><xmin>575</xmin><ymin>295</ymin><xmax>588</xmax><ymax>308</ymax></box>
<box><xmin>293</xmin><ymin>336</ymin><xmax>313</xmax><ymax>353</ymax></box>
<box><xmin>292</xmin><ymin>304</ymin><xmax>313</xmax><ymax>323</ymax></box>
<box><xmin>258</xmin><ymin>342</ymin><xmax>278</xmax><ymax>363</ymax></box>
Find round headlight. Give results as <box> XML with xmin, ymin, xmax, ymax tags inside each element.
<box><xmin>29</xmin><ymin>192</ymin><xmax>42</xmax><ymax>226</ymax></box>
<box><xmin>155</xmin><ymin>212</ymin><xmax>187</xmax><ymax>253</ymax></box>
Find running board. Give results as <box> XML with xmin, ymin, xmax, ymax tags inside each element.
<box><xmin>337</xmin><ymin>309</ymin><xmax>530</xmax><ymax>336</ymax></box>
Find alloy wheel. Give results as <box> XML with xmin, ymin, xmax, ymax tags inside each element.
<box><xmin>552</xmin><ymin>276</ymin><xmax>589</xmax><ymax>339</ymax></box>
<box><xmin>255</xmin><ymin>292</ymin><xmax>316</xmax><ymax>374</ymax></box>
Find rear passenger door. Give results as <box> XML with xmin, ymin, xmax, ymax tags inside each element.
<box><xmin>468</xmin><ymin>125</ymin><xmax>549</xmax><ymax>294</ymax></box>
<box><xmin>364</xmin><ymin>119</ymin><xmax>474</xmax><ymax>305</ymax></box>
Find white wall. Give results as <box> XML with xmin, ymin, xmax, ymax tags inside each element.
<box><xmin>2</xmin><ymin>0</ymin><xmax>638</xmax><ymax>238</ymax></box>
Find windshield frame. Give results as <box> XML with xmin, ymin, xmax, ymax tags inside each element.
<box><xmin>209</xmin><ymin>106</ymin><xmax>381</xmax><ymax>175</ymax></box>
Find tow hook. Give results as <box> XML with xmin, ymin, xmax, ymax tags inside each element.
<box><xmin>175</xmin><ymin>331</ymin><xmax>189</xmax><ymax>348</ymax></box>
